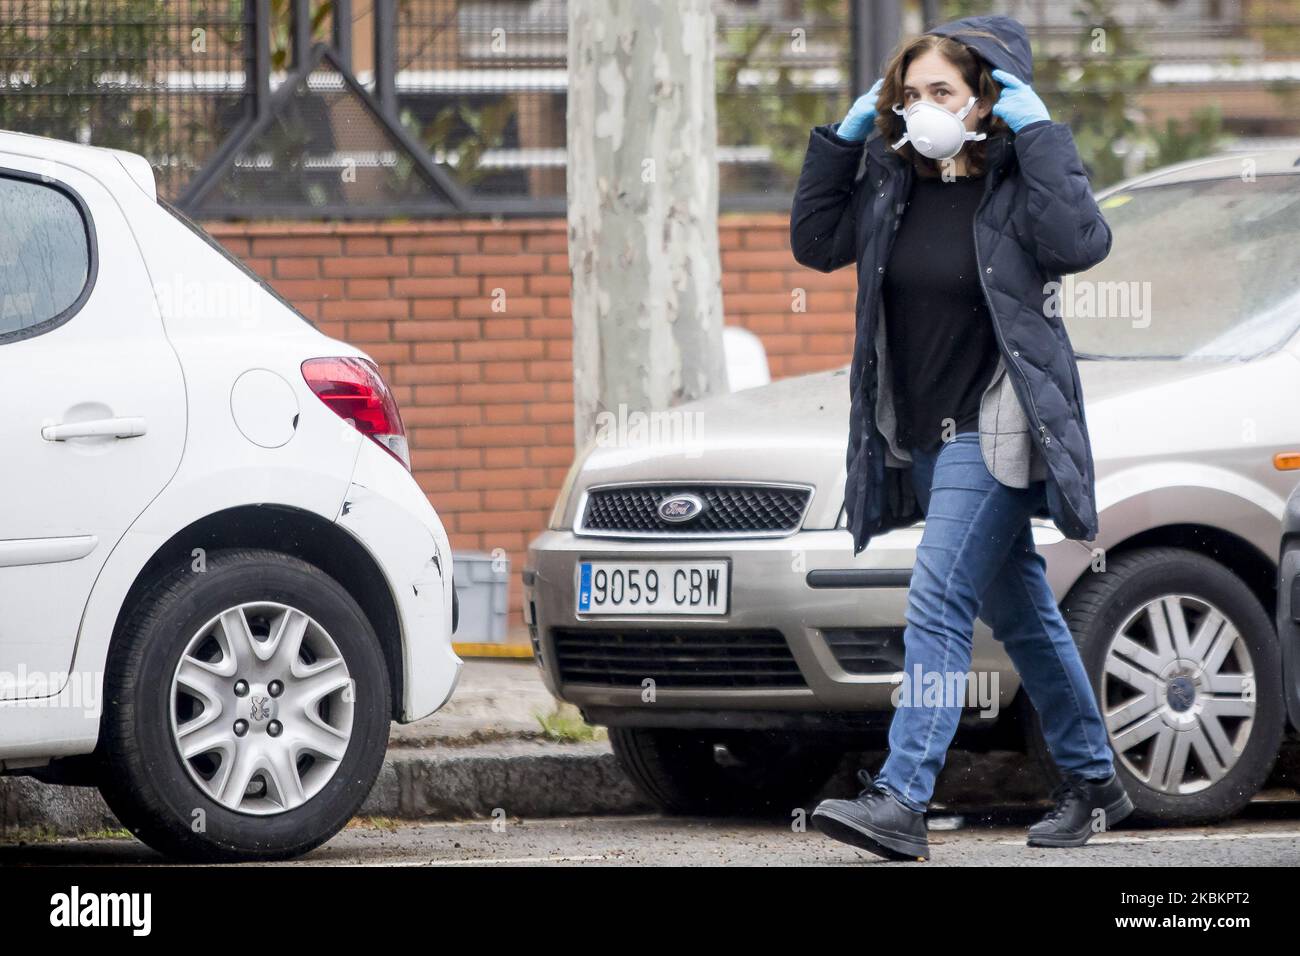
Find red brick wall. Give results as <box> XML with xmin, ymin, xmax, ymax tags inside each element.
<box><xmin>204</xmin><ymin>215</ymin><xmax>856</xmax><ymax>627</ymax></box>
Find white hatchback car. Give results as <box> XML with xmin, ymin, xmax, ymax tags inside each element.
<box><xmin>0</xmin><ymin>132</ymin><xmax>461</xmax><ymax>861</ymax></box>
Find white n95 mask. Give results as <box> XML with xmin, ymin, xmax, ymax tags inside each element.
<box><xmin>890</xmin><ymin>95</ymin><xmax>987</xmax><ymax>161</ymax></box>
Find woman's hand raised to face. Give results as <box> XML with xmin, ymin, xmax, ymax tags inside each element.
<box><xmin>836</xmin><ymin>77</ymin><xmax>886</xmax><ymax>142</ymax></box>
<box><xmin>990</xmin><ymin>69</ymin><xmax>1050</xmax><ymax>133</ymax></box>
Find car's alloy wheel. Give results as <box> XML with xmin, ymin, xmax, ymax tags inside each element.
<box><xmin>1023</xmin><ymin>546</ymin><xmax>1283</xmax><ymax>825</ymax></box>
<box><xmin>99</xmin><ymin>548</ymin><xmax>391</xmax><ymax>861</ymax></box>
<box><xmin>1101</xmin><ymin>594</ymin><xmax>1254</xmax><ymax>796</ymax></box>
<box><xmin>170</xmin><ymin>602</ymin><xmax>355</xmax><ymax>816</ymax></box>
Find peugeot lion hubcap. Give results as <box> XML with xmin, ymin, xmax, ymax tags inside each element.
<box><xmin>1102</xmin><ymin>594</ymin><xmax>1254</xmax><ymax>795</ymax></box>
<box><xmin>169</xmin><ymin>602</ymin><xmax>355</xmax><ymax>816</ymax></box>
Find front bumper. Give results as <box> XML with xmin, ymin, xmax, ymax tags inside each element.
<box><xmin>524</xmin><ymin>524</ymin><xmax>1092</xmax><ymax>729</ymax></box>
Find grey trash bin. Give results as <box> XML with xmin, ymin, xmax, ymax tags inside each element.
<box><xmin>451</xmin><ymin>551</ymin><xmax>510</xmax><ymax>643</ymax></box>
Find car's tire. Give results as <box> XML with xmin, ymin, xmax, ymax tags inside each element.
<box><xmin>609</xmin><ymin>727</ymin><xmax>842</xmax><ymax>816</ymax></box>
<box><xmin>98</xmin><ymin>548</ymin><xmax>391</xmax><ymax>862</ymax></box>
<box><xmin>1023</xmin><ymin>546</ymin><xmax>1283</xmax><ymax>825</ymax></box>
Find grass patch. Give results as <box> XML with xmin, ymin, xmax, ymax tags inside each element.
<box><xmin>0</xmin><ymin>825</ymin><xmax>61</xmax><ymax>845</ymax></box>
<box><xmin>534</xmin><ymin>702</ymin><xmax>605</xmax><ymax>743</ymax></box>
<box><xmin>347</xmin><ymin>816</ymin><xmax>402</xmax><ymax>832</ymax></box>
<box><xmin>82</xmin><ymin>827</ymin><xmax>133</xmax><ymax>840</ymax></box>
<box><xmin>0</xmin><ymin>824</ymin><xmax>133</xmax><ymax>845</ymax></box>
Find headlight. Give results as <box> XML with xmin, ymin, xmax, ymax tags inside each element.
<box><xmin>548</xmin><ymin>446</ymin><xmax>591</xmax><ymax>530</ymax></box>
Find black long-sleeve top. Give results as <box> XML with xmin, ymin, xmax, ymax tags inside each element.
<box><xmin>881</xmin><ymin>172</ymin><xmax>1000</xmax><ymax>453</ymax></box>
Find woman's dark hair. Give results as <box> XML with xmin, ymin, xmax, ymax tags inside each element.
<box><xmin>872</xmin><ymin>30</ymin><xmax>1010</xmax><ymax>177</ymax></box>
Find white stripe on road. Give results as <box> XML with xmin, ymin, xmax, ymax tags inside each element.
<box><xmin>996</xmin><ymin>829</ymin><xmax>1300</xmax><ymax>847</ymax></box>
<box><xmin>424</xmin><ymin>854</ymin><xmax>607</xmax><ymax>865</ymax></box>
<box><xmin>345</xmin><ymin>854</ymin><xmax>608</xmax><ymax>866</ymax></box>
<box><xmin>395</xmin><ymin>814</ymin><xmax>664</xmax><ymax>829</ymax></box>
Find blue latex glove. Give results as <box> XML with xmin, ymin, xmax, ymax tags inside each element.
<box><xmin>991</xmin><ymin>69</ymin><xmax>1050</xmax><ymax>132</ymax></box>
<box><xmin>836</xmin><ymin>77</ymin><xmax>885</xmax><ymax>142</ymax></box>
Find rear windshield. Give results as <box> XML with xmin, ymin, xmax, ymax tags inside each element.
<box><xmin>1066</xmin><ymin>174</ymin><xmax>1300</xmax><ymax>361</ymax></box>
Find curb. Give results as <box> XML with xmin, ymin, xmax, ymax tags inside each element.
<box><xmin>0</xmin><ymin>743</ymin><xmax>1042</xmax><ymax>840</ymax></box>
<box><xmin>0</xmin><ymin>741</ymin><xmax>650</xmax><ymax>839</ymax></box>
<box><xmin>13</xmin><ymin>743</ymin><xmax>1291</xmax><ymax>842</ymax></box>
<box><xmin>362</xmin><ymin>742</ymin><xmax>650</xmax><ymax>819</ymax></box>
<box><xmin>0</xmin><ymin>774</ymin><xmax>121</xmax><ymax>838</ymax></box>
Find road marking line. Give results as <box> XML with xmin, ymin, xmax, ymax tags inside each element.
<box><xmin>345</xmin><ymin>854</ymin><xmax>607</xmax><ymax>866</ymax></box>
<box><xmin>393</xmin><ymin>815</ymin><xmax>664</xmax><ymax>829</ymax></box>
<box><xmin>996</xmin><ymin>829</ymin><xmax>1300</xmax><ymax>847</ymax></box>
<box><xmin>424</xmin><ymin>854</ymin><xmax>606</xmax><ymax>865</ymax></box>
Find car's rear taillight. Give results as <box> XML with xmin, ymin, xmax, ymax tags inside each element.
<box><xmin>302</xmin><ymin>357</ymin><xmax>410</xmax><ymax>470</ymax></box>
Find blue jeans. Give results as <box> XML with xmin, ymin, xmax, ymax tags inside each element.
<box><xmin>872</xmin><ymin>432</ymin><xmax>1114</xmax><ymax>813</ymax></box>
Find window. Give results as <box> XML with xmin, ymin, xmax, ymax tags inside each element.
<box><xmin>1066</xmin><ymin>175</ymin><xmax>1300</xmax><ymax>361</ymax></box>
<box><xmin>0</xmin><ymin>173</ymin><xmax>92</xmax><ymax>340</ymax></box>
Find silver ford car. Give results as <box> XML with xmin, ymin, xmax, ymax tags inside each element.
<box><xmin>524</xmin><ymin>150</ymin><xmax>1300</xmax><ymax>824</ymax></box>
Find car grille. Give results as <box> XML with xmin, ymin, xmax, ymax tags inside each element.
<box><xmin>578</xmin><ymin>483</ymin><xmax>811</xmax><ymax>536</ymax></box>
<box><xmin>551</xmin><ymin>627</ymin><xmax>806</xmax><ymax>689</ymax></box>
<box><xmin>823</xmin><ymin>628</ymin><xmax>904</xmax><ymax>675</ymax></box>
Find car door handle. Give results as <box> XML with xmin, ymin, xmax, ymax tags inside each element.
<box><xmin>41</xmin><ymin>417</ymin><xmax>148</xmax><ymax>441</ymax></box>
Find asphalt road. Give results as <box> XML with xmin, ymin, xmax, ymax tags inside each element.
<box><xmin>5</xmin><ymin>802</ymin><xmax>1300</xmax><ymax>866</ymax></box>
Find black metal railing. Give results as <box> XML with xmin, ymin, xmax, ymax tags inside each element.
<box><xmin>1</xmin><ymin>0</ymin><xmax>1296</xmax><ymax>218</ymax></box>
<box><xmin>0</xmin><ymin>0</ymin><xmax>250</xmax><ymax>203</ymax></box>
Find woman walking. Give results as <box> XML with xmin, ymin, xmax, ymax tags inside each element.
<box><xmin>789</xmin><ymin>14</ymin><xmax>1132</xmax><ymax>861</ymax></box>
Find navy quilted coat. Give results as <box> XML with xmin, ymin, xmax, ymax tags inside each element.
<box><xmin>790</xmin><ymin>14</ymin><xmax>1112</xmax><ymax>556</ymax></box>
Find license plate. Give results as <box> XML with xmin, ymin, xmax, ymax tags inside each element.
<box><xmin>576</xmin><ymin>561</ymin><xmax>729</xmax><ymax>615</ymax></box>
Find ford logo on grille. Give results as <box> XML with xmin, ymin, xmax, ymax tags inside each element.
<box><xmin>658</xmin><ymin>493</ymin><xmax>706</xmax><ymax>523</ymax></box>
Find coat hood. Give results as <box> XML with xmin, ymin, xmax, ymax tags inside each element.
<box><xmin>927</xmin><ymin>14</ymin><xmax>1034</xmax><ymax>84</ymax></box>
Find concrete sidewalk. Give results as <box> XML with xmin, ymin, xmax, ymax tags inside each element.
<box><xmin>389</xmin><ymin>658</ymin><xmax>567</xmax><ymax>747</ymax></box>
<box><xmin>365</xmin><ymin>658</ymin><xmax>651</xmax><ymax>822</ymax></box>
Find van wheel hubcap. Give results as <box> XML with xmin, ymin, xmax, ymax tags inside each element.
<box><xmin>169</xmin><ymin>602</ymin><xmax>355</xmax><ymax>816</ymax></box>
<box><xmin>1101</xmin><ymin>594</ymin><xmax>1254</xmax><ymax>795</ymax></box>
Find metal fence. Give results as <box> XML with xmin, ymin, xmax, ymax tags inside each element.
<box><xmin>395</xmin><ymin>0</ymin><xmax>568</xmax><ymax>204</ymax></box>
<box><xmin>0</xmin><ymin>0</ymin><xmax>250</xmax><ymax>202</ymax></box>
<box><xmin>390</xmin><ymin>0</ymin><xmax>856</xmax><ymax>208</ymax></box>
<box><xmin>1</xmin><ymin>0</ymin><xmax>1297</xmax><ymax>218</ymax></box>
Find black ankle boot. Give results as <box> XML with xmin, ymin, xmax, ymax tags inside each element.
<box><xmin>1027</xmin><ymin>771</ymin><xmax>1134</xmax><ymax>847</ymax></box>
<box><xmin>811</xmin><ymin>770</ymin><xmax>930</xmax><ymax>861</ymax></box>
